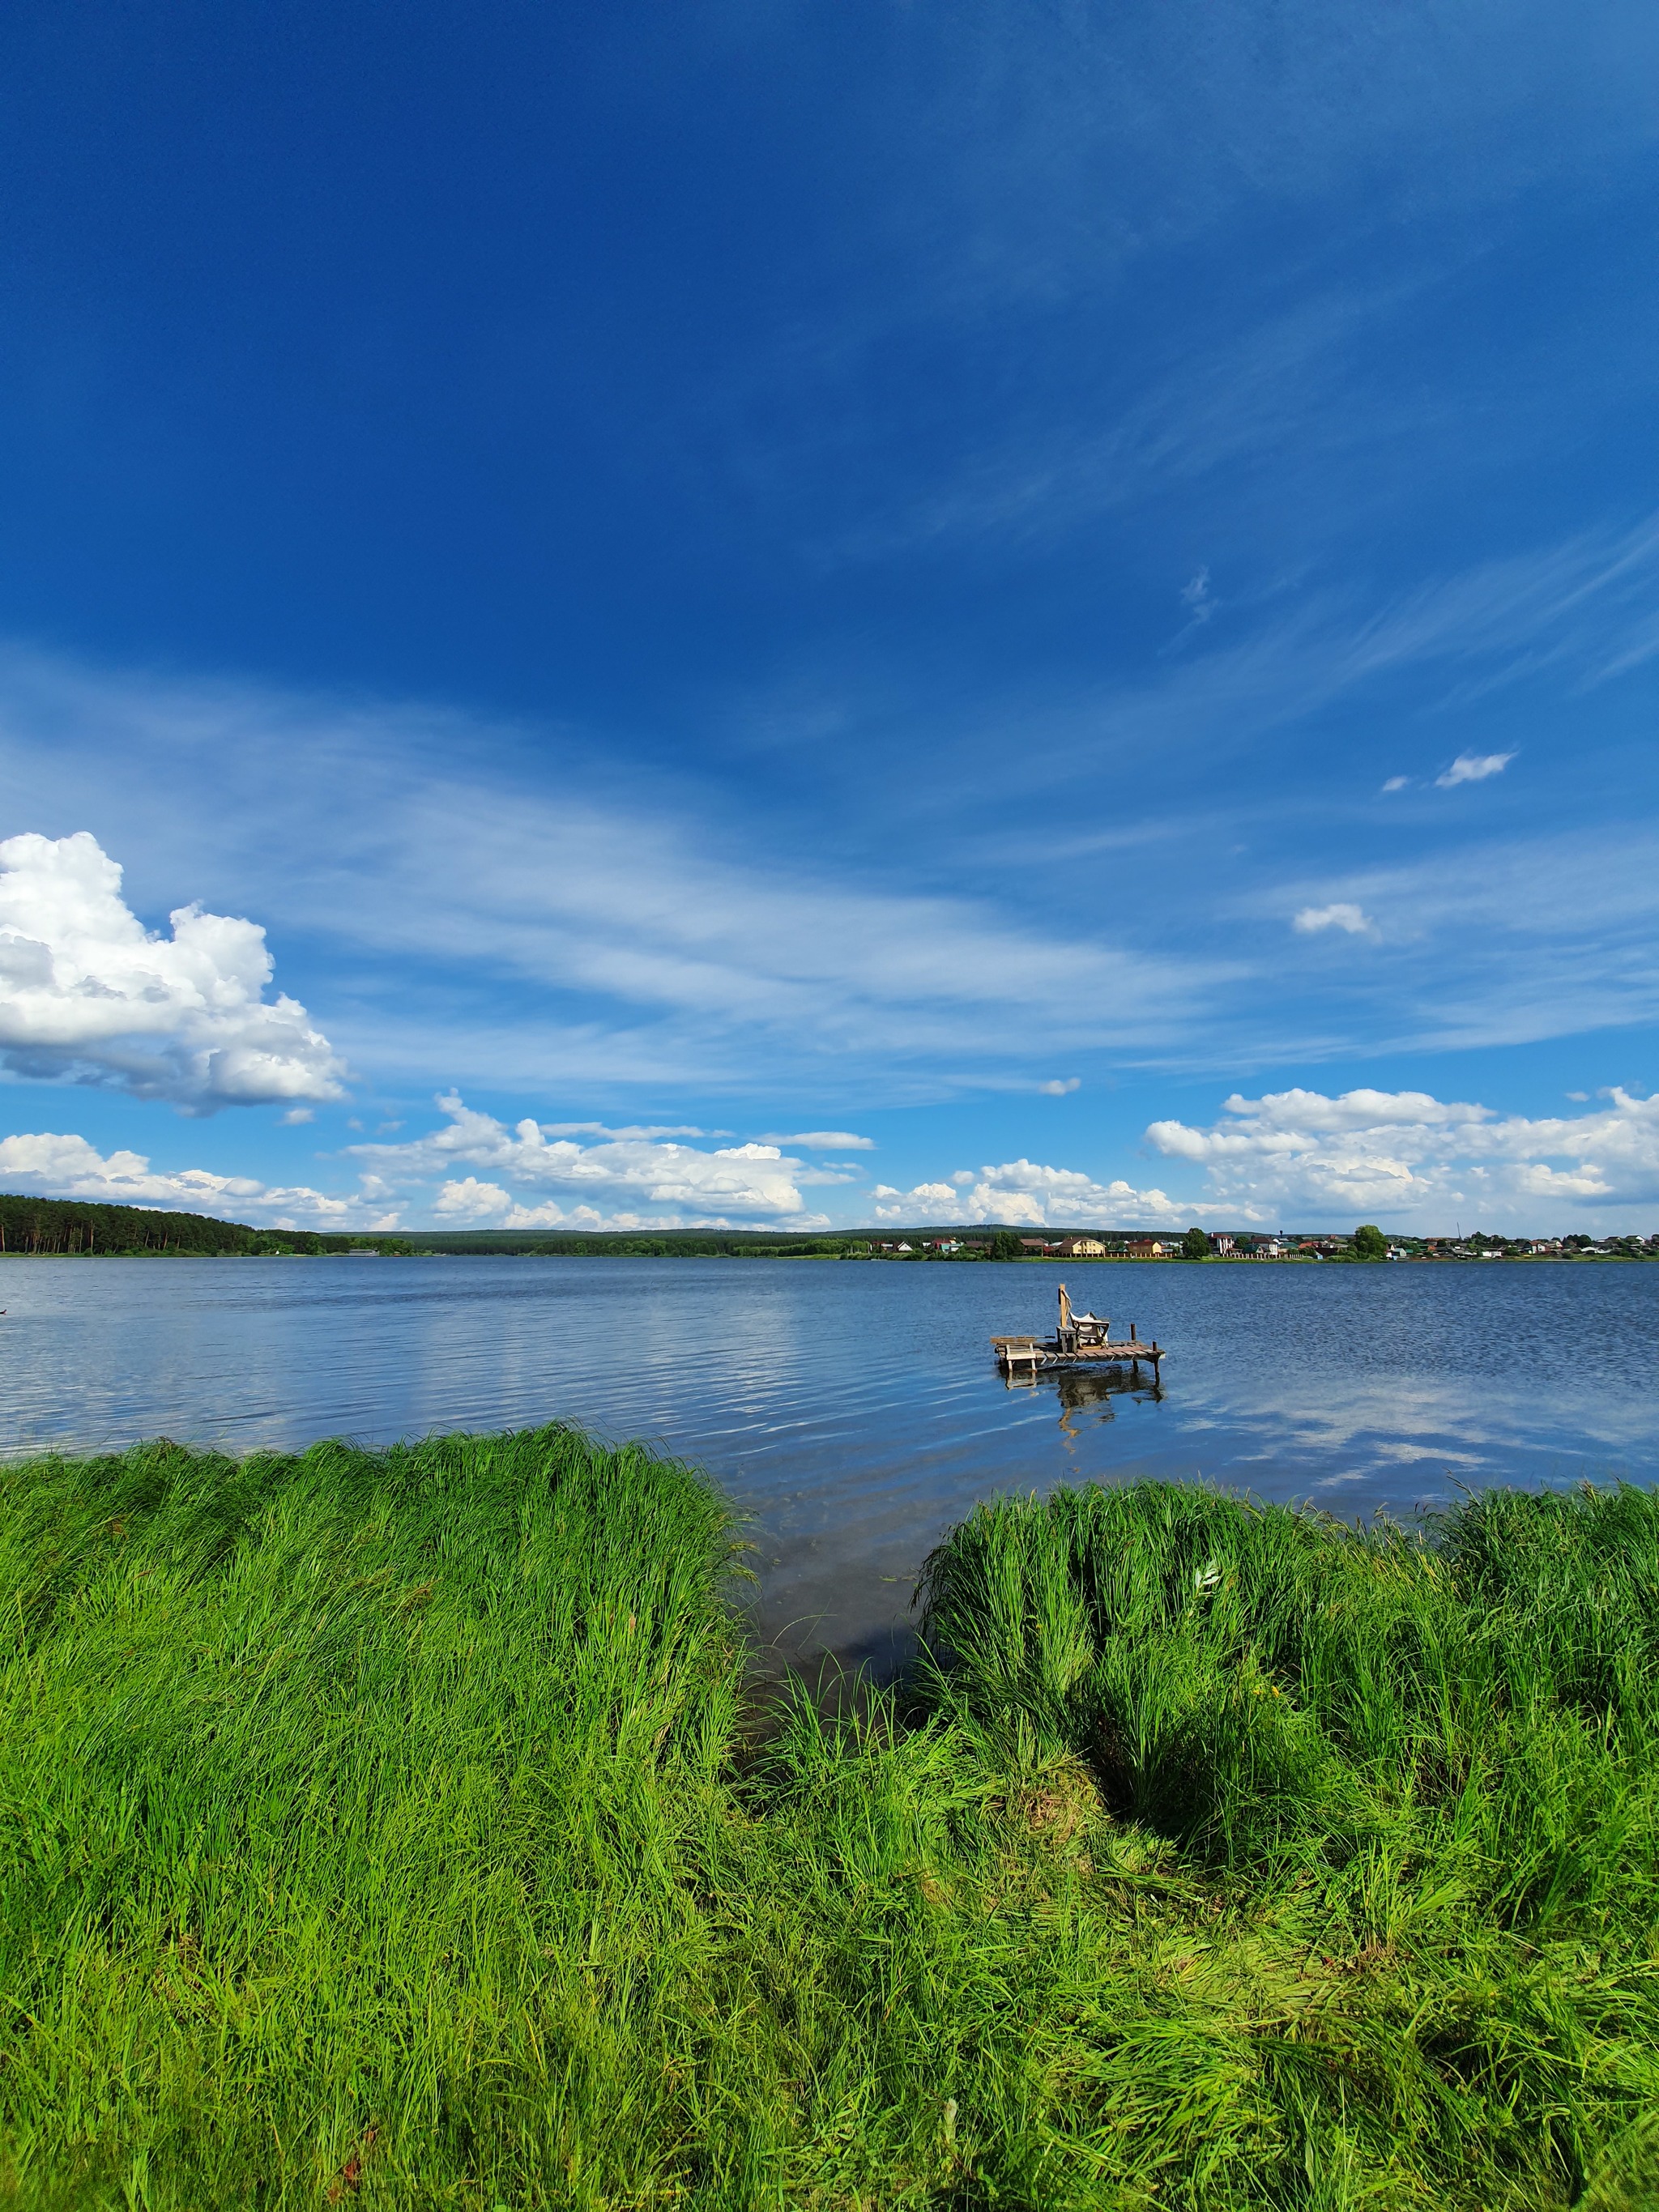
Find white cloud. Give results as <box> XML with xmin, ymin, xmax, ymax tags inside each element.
<box><xmin>0</xmin><ymin>1130</ymin><xmax>397</xmax><ymax>1230</ymax></box>
<box><xmin>1146</xmin><ymin>1085</ymin><xmax>1659</xmax><ymax>1226</ymax></box>
<box><xmin>1436</xmin><ymin>751</ymin><xmax>1514</xmax><ymax>787</ymax></box>
<box><xmin>760</xmin><ymin>1130</ymin><xmax>876</xmax><ymax>1149</ymax></box>
<box><xmin>0</xmin><ymin>652</ymin><xmax>1235</xmax><ymax>1097</ymax></box>
<box><xmin>871</xmin><ymin>1160</ymin><xmax>1209</xmax><ymax>1228</ymax></box>
<box><xmin>1239</xmin><ymin>827</ymin><xmax>1659</xmax><ymax>1055</ymax></box>
<box><xmin>0</xmin><ymin>832</ymin><xmax>345</xmax><ymax>1111</ymax></box>
<box><xmin>349</xmin><ymin>1093</ymin><xmax>831</xmax><ymax>1226</ymax></box>
<box><xmin>1293</xmin><ymin>901</ymin><xmax>1375</xmax><ymax>936</ymax></box>
<box><xmin>0</xmin><ymin>1098</ymin><xmax>852</xmax><ymax>1235</ymax></box>
<box><xmin>952</xmin><ymin>1160</ymin><xmax>1218</xmax><ymax>1229</ymax></box>
<box><xmin>433</xmin><ymin>1175</ymin><xmax>514</xmax><ymax>1220</ymax></box>
<box><xmin>539</xmin><ymin>1121</ymin><xmax>706</xmax><ymax>1139</ymax></box>
<box><xmin>1381</xmin><ymin>775</ymin><xmax>1410</xmax><ymax>792</ymax></box>
<box><xmin>1038</xmin><ymin>1077</ymin><xmax>1081</xmax><ymax>1095</ymax></box>
<box><xmin>1179</xmin><ymin>568</ymin><xmax>1216</xmax><ymax>625</ymax></box>
<box><xmin>0</xmin><ymin>558</ymin><xmax>1643</xmax><ymax>1105</ymax></box>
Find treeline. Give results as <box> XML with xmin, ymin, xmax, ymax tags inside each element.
<box><xmin>6</xmin><ymin>1196</ymin><xmax>1651</xmax><ymax>1262</ymax></box>
<box><xmin>411</xmin><ymin>1230</ymin><xmax>884</xmax><ymax>1258</ymax></box>
<box><xmin>0</xmin><ymin>1193</ymin><xmax>410</xmax><ymax>1258</ymax></box>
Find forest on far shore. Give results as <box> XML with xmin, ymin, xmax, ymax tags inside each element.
<box><xmin>2</xmin><ymin>1193</ymin><xmax>1651</xmax><ymax>1261</ymax></box>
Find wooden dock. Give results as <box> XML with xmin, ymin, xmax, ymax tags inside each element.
<box><xmin>992</xmin><ymin>1282</ymin><xmax>1164</xmax><ymax>1380</ymax></box>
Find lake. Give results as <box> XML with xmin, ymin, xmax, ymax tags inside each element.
<box><xmin>3</xmin><ymin>1255</ymin><xmax>1656</xmax><ymax>1674</ymax></box>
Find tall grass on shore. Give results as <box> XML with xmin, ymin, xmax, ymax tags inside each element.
<box><xmin>2</xmin><ymin>1433</ymin><xmax>1657</xmax><ymax>2207</ymax></box>
<box><xmin>915</xmin><ymin>1479</ymin><xmax>1659</xmax><ymax>2206</ymax></box>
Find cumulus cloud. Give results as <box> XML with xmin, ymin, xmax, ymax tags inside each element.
<box><xmin>1146</xmin><ymin>1085</ymin><xmax>1659</xmax><ymax>1225</ymax></box>
<box><xmin>0</xmin><ymin>832</ymin><xmax>344</xmax><ymax>1110</ymax></box>
<box><xmin>1038</xmin><ymin>1077</ymin><xmax>1081</xmax><ymax>1095</ymax></box>
<box><xmin>0</xmin><ymin>1130</ymin><xmax>397</xmax><ymax>1230</ymax></box>
<box><xmin>1436</xmin><ymin>751</ymin><xmax>1514</xmax><ymax>787</ymax></box>
<box><xmin>432</xmin><ymin>1176</ymin><xmax>514</xmax><ymax>1220</ymax></box>
<box><xmin>1293</xmin><ymin>901</ymin><xmax>1375</xmax><ymax>936</ymax></box>
<box><xmin>871</xmin><ymin>1161</ymin><xmax>1206</xmax><ymax>1228</ymax></box>
<box><xmin>950</xmin><ymin>1160</ymin><xmax>1213</xmax><ymax>1228</ymax></box>
<box><xmin>348</xmin><ymin>1093</ymin><xmax>832</xmax><ymax>1227</ymax></box>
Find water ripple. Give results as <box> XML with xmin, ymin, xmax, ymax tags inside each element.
<box><xmin>2</xmin><ymin>1255</ymin><xmax>1654</xmax><ymax>1673</ymax></box>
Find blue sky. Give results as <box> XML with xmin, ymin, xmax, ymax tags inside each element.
<box><xmin>0</xmin><ymin>0</ymin><xmax>1657</xmax><ymax>1234</ymax></box>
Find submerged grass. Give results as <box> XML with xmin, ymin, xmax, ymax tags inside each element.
<box><xmin>1</xmin><ymin>1432</ymin><xmax>1656</xmax><ymax>2207</ymax></box>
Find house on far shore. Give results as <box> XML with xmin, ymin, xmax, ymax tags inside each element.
<box><xmin>1059</xmin><ymin>1235</ymin><xmax>1107</xmax><ymax>1256</ymax></box>
<box><xmin>1125</xmin><ymin>1238</ymin><xmax>1167</xmax><ymax>1258</ymax></box>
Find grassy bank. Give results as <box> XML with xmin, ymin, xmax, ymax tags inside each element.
<box><xmin>2</xmin><ymin>1434</ymin><xmax>1657</xmax><ymax>2207</ymax></box>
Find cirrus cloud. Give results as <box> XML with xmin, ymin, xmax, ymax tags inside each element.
<box><xmin>759</xmin><ymin>1130</ymin><xmax>876</xmax><ymax>1150</ymax></box>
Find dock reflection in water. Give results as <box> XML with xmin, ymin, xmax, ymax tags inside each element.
<box><xmin>1004</xmin><ymin>1362</ymin><xmax>1164</xmax><ymax>1451</ymax></box>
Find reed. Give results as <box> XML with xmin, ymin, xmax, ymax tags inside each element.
<box><xmin>2</xmin><ymin>1433</ymin><xmax>1655</xmax><ymax>2206</ymax></box>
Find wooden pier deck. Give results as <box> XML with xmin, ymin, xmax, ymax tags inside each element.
<box><xmin>992</xmin><ymin>1282</ymin><xmax>1164</xmax><ymax>1379</ymax></box>
<box><xmin>991</xmin><ymin>1333</ymin><xmax>1163</xmax><ymax>1375</ymax></box>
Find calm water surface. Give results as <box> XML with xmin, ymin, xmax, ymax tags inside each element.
<box><xmin>3</xmin><ymin>1256</ymin><xmax>1656</xmax><ymax>1673</ymax></box>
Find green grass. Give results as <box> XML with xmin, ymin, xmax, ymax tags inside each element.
<box><xmin>913</xmin><ymin>1480</ymin><xmax>1659</xmax><ymax>2208</ymax></box>
<box><xmin>2</xmin><ymin>1434</ymin><xmax>1657</xmax><ymax>2207</ymax></box>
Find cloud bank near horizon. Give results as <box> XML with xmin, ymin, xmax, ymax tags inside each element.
<box><xmin>343</xmin><ymin>1093</ymin><xmax>843</xmax><ymax>1230</ymax></box>
<box><xmin>5</xmin><ymin>1083</ymin><xmax>1655</xmax><ymax>1238</ymax></box>
<box><xmin>1146</xmin><ymin>1086</ymin><xmax>1659</xmax><ymax>1222</ymax></box>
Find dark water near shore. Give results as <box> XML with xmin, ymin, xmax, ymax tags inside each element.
<box><xmin>3</xmin><ymin>1256</ymin><xmax>1656</xmax><ymax>1673</ymax></box>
